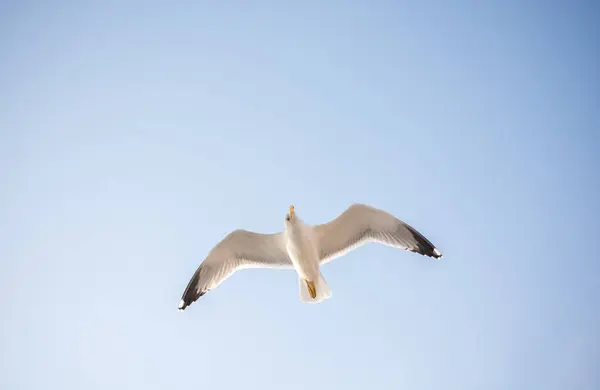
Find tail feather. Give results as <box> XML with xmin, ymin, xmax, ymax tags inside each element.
<box><xmin>299</xmin><ymin>272</ymin><xmax>332</xmax><ymax>304</ymax></box>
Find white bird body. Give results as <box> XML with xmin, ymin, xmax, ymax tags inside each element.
<box><xmin>284</xmin><ymin>216</ymin><xmax>319</xmax><ymax>280</ymax></box>
<box><xmin>178</xmin><ymin>203</ymin><xmax>442</xmax><ymax>311</ymax></box>
<box><xmin>284</xmin><ymin>213</ymin><xmax>332</xmax><ymax>303</ymax></box>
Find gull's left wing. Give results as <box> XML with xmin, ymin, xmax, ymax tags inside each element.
<box><xmin>313</xmin><ymin>203</ymin><xmax>442</xmax><ymax>265</ymax></box>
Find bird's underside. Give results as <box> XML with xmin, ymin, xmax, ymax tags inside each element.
<box><xmin>178</xmin><ymin>203</ymin><xmax>442</xmax><ymax>311</ymax></box>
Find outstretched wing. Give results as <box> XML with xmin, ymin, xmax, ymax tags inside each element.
<box><xmin>313</xmin><ymin>203</ymin><xmax>442</xmax><ymax>264</ymax></box>
<box><xmin>178</xmin><ymin>229</ymin><xmax>293</xmax><ymax>310</ymax></box>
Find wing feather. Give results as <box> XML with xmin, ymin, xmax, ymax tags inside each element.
<box><xmin>178</xmin><ymin>229</ymin><xmax>293</xmax><ymax>310</ymax></box>
<box><xmin>314</xmin><ymin>203</ymin><xmax>442</xmax><ymax>264</ymax></box>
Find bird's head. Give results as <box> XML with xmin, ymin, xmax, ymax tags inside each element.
<box><xmin>285</xmin><ymin>205</ymin><xmax>296</xmax><ymax>226</ymax></box>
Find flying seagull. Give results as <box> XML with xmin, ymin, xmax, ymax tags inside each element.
<box><xmin>178</xmin><ymin>203</ymin><xmax>442</xmax><ymax>310</ymax></box>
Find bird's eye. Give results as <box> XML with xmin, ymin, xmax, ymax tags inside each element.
<box><xmin>286</xmin><ymin>215</ymin><xmax>291</xmax><ymax>221</ymax></box>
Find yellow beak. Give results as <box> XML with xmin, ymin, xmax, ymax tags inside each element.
<box><xmin>289</xmin><ymin>205</ymin><xmax>295</xmax><ymax>217</ymax></box>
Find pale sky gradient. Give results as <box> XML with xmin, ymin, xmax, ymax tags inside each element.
<box><xmin>1</xmin><ymin>1</ymin><xmax>599</xmax><ymax>389</ymax></box>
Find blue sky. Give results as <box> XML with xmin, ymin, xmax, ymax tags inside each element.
<box><xmin>1</xmin><ymin>1</ymin><xmax>599</xmax><ymax>389</ymax></box>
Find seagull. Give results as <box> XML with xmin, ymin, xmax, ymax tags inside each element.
<box><xmin>178</xmin><ymin>203</ymin><xmax>442</xmax><ymax>311</ymax></box>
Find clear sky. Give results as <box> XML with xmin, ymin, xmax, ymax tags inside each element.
<box><xmin>1</xmin><ymin>1</ymin><xmax>599</xmax><ymax>389</ymax></box>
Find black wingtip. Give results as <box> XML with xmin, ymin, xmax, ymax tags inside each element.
<box><xmin>404</xmin><ymin>224</ymin><xmax>443</xmax><ymax>259</ymax></box>
<box><xmin>178</xmin><ymin>289</ymin><xmax>206</xmax><ymax>312</ymax></box>
<box><xmin>178</xmin><ymin>264</ymin><xmax>210</xmax><ymax>312</ymax></box>
<box><xmin>407</xmin><ymin>247</ymin><xmax>442</xmax><ymax>259</ymax></box>
<box><xmin>178</xmin><ymin>297</ymin><xmax>190</xmax><ymax>311</ymax></box>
